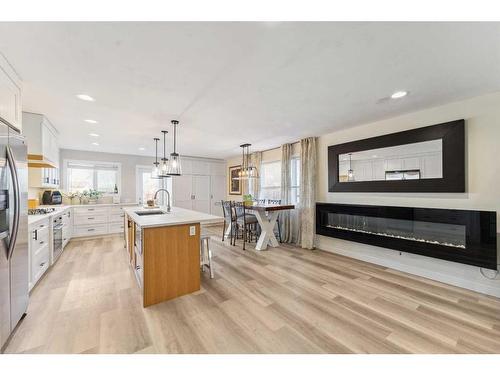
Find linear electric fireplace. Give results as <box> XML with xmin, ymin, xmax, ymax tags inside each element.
<box><xmin>316</xmin><ymin>203</ymin><xmax>498</xmax><ymax>269</ymax></box>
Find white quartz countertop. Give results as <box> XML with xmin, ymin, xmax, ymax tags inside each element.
<box><xmin>123</xmin><ymin>206</ymin><xmax>224</xmax><ymax>228</ymax></box>
<box><xmin>28</xmin><ymin>202</ymin><xmax>138</xmax><ymax>226</ymax></box>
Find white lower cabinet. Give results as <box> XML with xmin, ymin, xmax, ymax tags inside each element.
<box><xmin>72</xmin><ymin>204</ymin><xmax>132</xmax><ymax>238</ymax></box>
<box><xmin>28</xmin><ymin>218</ymin><xmax>51</xmax><ymax>290</ymax></box>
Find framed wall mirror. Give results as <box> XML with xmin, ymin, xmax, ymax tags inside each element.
<box><xmin>328</xmin><ymin>119</ymin><xmax>465</xmax><ymax>192</ymax></box>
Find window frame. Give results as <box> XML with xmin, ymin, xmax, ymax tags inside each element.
<box><xmin>135</xmin><ymin>165</ymin><xmax>172</xmax><ymax>206</ymax></box>
<box><xmin>63</xmin><ymin>159</ymin><xmax>122</xmax><ymax>195</ymax></box>
<box><xmin>259</xmin><ymin>160</ymin><xmax>282</xmax><ymax>200</ymax></box>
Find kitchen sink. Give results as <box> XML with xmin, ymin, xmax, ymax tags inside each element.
<box><xmin>134</xmin><ymin>210</ymin><xmax>168</xmax><ymax>216</ymax></box>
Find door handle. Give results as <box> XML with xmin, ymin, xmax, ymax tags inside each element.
<box><xmin>6</xmin><ymin>145</ymin><xmax>20</xmax><ymax>260</ymax></box>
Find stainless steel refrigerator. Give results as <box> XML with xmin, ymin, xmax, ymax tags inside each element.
<box><xmin>0</xmin><ymin>119</ymin><xmax>28</xmax><ymax>351</ymax></box>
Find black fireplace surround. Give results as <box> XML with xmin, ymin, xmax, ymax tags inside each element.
<box><xmin>316</xmin><ymin>203</ymin><xmax>498</xmax><ymax>269</ymax></box>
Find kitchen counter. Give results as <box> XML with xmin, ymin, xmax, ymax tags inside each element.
<box><xmin>123</xmin><ymin>206</ymin><xmax>223</xmax><ymax>228</ymax></box>
<box><xmin>28</xmin><ymin>202</ymin><xmax>138</xmax><ymax>226</ymax></box>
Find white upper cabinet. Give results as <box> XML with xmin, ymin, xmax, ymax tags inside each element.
<box><xmin>23</xmin><ymin>112</ymin><xmax>60</xmax><ymax>167</ymax></box>
<box><xmin>0</xmin><ymin>53</ymin><xmax>22</xmax><ymax>132</ymax></box>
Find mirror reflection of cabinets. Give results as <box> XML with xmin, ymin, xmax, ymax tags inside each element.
<box><xmin>328</xmin><ymin>120</ymin><xmax>465</xmax><ymax>192</ymax></box>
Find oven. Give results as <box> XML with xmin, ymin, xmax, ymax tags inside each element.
<box><xmin>52</xmin><ymin>215</ymin><xmax>63</xmax><ymax>262</ymax></box>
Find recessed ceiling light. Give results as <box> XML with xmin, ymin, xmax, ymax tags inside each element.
<box><xmin>84</xmin><ymin>119</ymin><xmax>98</xmax><ymax>124</ymax></box>
<box><xmin>91</xmin><ymin>142</ymin><xmax>99</xmax><ymax>146</ymax></box>
<box><xmin>76</xmin><ymin>94</ymin><xmax>95</xmax><ymax>102</ymax></box>
<box><xmin>88</xmin><ymin>133</ymin><xmax>99</xmax><ymax>137</ymax></box>
<box><xmin>138</xmin><ymin>147</ymin><xmax>145</xmax><ymax>151</ymax></box>
<box><xmin>391</xmin><ymin>91</ymin><xmax>408</xmax><ymax>99</ymax></box>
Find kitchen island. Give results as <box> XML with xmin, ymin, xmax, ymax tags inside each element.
<box><xmin>123</xmin><ymin>206</ymin><xmax>223</xmax><ymax>307</ymax></box>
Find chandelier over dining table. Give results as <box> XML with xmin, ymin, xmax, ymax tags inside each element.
<box><xmin>235</xmin><ymin>143</ymin><xmax>259</xmax><ymax>180</ymax></box>
<box><xmin>151</xmin><ymin>120</ymin><xmax>183</xmax><ymax>178</ymax></box>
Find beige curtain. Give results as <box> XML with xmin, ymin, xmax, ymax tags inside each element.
<box><xmin>249</xmin><ymin>151</ymin><xmax>262</xmax><ymax>198</ymax></box>
<box><xmin>299</xmin><ymin>137</ymin><xmax>317</xmax><ymax>249</ymax></box>
<box><xmin>280</xmin><ymin>144</ymin><xmax>292</xmax><ymax>241</ymax></box>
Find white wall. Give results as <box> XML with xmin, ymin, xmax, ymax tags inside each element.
<box><xmin>316</xmin><ymin>92</ymin><xmax>500</xmax><ymax>297</ymax></box>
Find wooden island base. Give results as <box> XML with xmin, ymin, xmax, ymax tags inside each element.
<box><xmin>126</xmin><ymin>218</ymin><xmax>201</xmax><ymax>307</ymax></box>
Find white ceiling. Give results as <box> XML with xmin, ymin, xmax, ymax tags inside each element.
<box><xmin>0</xmin><ymin>22</ymin><xmax>499</xmax><ymax>159</ymax></box>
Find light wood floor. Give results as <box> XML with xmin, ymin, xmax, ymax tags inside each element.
<box><xmin>5</xmin><ymin>227</ymin><xmax>500</xmax><ymax>354</ymax></box>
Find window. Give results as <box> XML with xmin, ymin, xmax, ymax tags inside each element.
<box><xmin>259</xmin><ymin>157</ymin><xmax>301</xmax><ymax>202</ymax></box>
<box><xmin>259</xmin><ymin>161</ymin><xmax>281</xmax><ymax>200</ymax></box>
<box><xmin>136</xmin><ymin>166</ymin><xmax>172</xmax><ymax>206</ymax></box>
<box><xmin>65</xmin><ymin>160</ymin><xmax>121</xmax><ymax>194</ymax></box>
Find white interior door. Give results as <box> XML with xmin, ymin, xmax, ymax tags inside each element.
<box><xmin>210</xmin><ymin>175</ymin><xmax>226</xmax><ymax>216</ymax></box>
<box><xmin>192</xmin><ymin>175</ymin><xmax>211</xmax><ymax>214</ymax></box>
<box><xmin>172</xmin><ymin>175</ymin><xmax>193</xmax><ymax>210</ymax></box>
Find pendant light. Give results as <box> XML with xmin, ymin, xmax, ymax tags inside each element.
<box><xmin>151</xmin><ymin>137</ymin><xmax>161</xmax><ymax>179</ymax></box>
<box><xmin>167</xmin><ymin>120</ymin><xmax>182</xmax><ymax>176</ymax></box>
<box><xmin>347</xmin><ymin>153</ymin><xmax>355</xmax><ymax>181</ymax></box>
<box><xmin>158</xmin><ymin>130</ymin><xmax>170</xmax><ymax>178</ymax></box>
<box><xmin>235</xmin><ymin>143</ymin><xmax>259</xmax><ymax>180</ymax></box>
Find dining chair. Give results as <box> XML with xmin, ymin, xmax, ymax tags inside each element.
<box><xmin>232</xmin><ymin>201</ymin><xmax>258</xmax><ymax>250</ymax></box>
<box><xmin>221</xmin><ymin>200</ymin><xmax>235</xmax><ymax>243</ymax></box>
<box><xmin>267</xmin><ymin>199</ymin><xmax>282</xmax><ymax>243</ymax></box>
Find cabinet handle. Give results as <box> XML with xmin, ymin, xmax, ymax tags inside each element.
<box><xmin>88</xmin><ymin>217</ymin><xmax>95</xmax><ymax>220</ymax></box>
<box><xmin>88</xmin><ymin>228</ymin><xmax>95</xmax><ymax>232</ymax></box>
<box><xmin>40</xmin><ymin>262</ymin><xmax>46</xmax><ymax>267</ymax></box>
<box><xmin>39</xmin><ymin>240</ymin><xmax>44</xmax><ymax>244</ymax></box>
<box><xmin>33</xmin><ymin>230</ymin><xmax>38</xmax><ymax>240</ymax></box>
<box><xmin>88</xmin><ymin>208</ymin><xmax>95</xmax><ymax>211</ymax></box>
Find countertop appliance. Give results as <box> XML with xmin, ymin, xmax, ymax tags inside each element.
<box><xmin>42</xmin><ymin>190</ymin><xmax>61</xmax><ymax>205</ymax></box>
<box><xmin>52</xmin><ymin>215</ymin><xmax>63</xmax><ymax>262</ymax></box>
<box><xmin>0</xmin><ymin>119</ymin><xmax>28</xmax><ymax>351</ymax></box>
<box><xmin>50</xmin><ymin>191</ymin><xmax>62</xmax><ymax>205</ymax></box>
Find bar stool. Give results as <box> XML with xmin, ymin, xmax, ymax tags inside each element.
<box><xmin>200</xmin><ymin>233</ymin><xmax>214</xmax><ymax>279</ymax></box>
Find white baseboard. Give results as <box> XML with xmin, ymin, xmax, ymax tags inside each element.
<box><xmin>316</xmin><ymin>235</ymin><xmax>500</xmax><ymax>298</ymax></box>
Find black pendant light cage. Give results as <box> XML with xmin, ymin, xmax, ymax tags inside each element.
<box><xmin>151</xmin><ymin>137</ymin><xmax>162</xmax><ymax>179</ymax></box>
<box><xmin>158</xmin><ymin>130</ymin><xmax>171</xmax><ymax>178</ymax></box>
<box><xmin>236</xmin><ymin>143</ymin><xmax>259</xmax><ymax>180</ymax></box>
<box><xmin>167</xmin><ymin>120</ymin><xmax>182</xmax><ymax>176</ymax></box>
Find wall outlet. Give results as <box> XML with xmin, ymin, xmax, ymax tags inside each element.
<box><xmin>190</xmin><ymin>226</ymin><xmax>196</xmax><ymax>236</ymax></box>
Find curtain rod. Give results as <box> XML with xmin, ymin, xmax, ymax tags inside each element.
<box><xmin>258</xmin><ymin>141</ymin><xmax>300</xmax><ymax>154</ymax></box>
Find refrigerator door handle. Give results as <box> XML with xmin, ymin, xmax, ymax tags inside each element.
<box><xmin>6</xmin><ymin>145</ymin><xmax>20</xmax><ymax>260</ymax></box>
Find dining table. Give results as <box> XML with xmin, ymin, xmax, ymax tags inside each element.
<box><xmin>247</xmin><ymin>203</ymin><xmax>295</xmax><ymax>250</ymax></box>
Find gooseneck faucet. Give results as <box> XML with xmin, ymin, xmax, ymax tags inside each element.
<box><xmin>153</xmin><ymin>188</ymin><xmax>171</xmax><ymax>213</ymax></box>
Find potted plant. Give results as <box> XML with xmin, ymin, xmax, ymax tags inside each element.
<box><xmin>87</xmin><ymin>189</ymin><xmax>102</xmax><ymax>204</ymax></box>
<box><xmin>63</xmin><ymin>192</ymin><xmax>78</xmax><ymax>205</ymax></box>
<box><xmin>242</xmin><ymin>194</ymin><xmax>254</xmax><ymax>207</ymax></box>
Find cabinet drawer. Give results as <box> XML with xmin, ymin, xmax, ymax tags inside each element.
<box><xmin>31</xmin><ymin>218</ymin><xmax>50</xmax><ymax>231</ymax></box>
<box><xmin>109</xmin><ymin>212</ymin><xmax>125</xmax><ymax>223</ymax></box>
<box><xmin>31</xmin><ymin>243</ymin><xmax>50</xmax><ymax>285</ymax></box>
<box><xmin>73</xmin><ymin>206</ymin><xmax>108</xmax><ymax>215</ymax></box>
<box><xmin>73</xmin><ymin>224</ymin><xmax>108</xmax><ymax>237</ymax></box>
<box><xmin>108</xmin><ymin>222</ymin><xmax>125</xmax><ymax>233</ymax></box>
<box><xmin>74</xmin><ymin>214</ymin><xmax>107</xmax><ymax>225</ymax></box>
<box><xmin>109</xmin><ymin>206</ymin><xmax>125</xmax><ymax>215</ymax></box>
<box><xmin>31</xmin><ymin>226</ymin><xmax>49</xmax><ymax>250</ymax></box>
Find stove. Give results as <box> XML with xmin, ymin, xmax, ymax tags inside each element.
<box><xmin>28</xmin><ymin>208</ymin><xmax>56</xmax><ymax>215</ymax></box>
